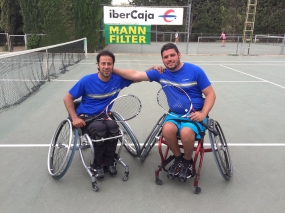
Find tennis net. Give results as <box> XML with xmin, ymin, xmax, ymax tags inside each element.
<box><xmin>0</xmin><ymin>38</ymin><xmax>87</xmax><ymax>112</ymax></box>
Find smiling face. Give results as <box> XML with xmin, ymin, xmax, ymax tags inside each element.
<box><xmin>161</xmin><ymin>48</ymin><xmax>182</xmax><ymax>71</ymax></box>
<box><xmin>97</xmin><ymin>55</ymin><xmax>114</xmax><ymax>81</ymax></box>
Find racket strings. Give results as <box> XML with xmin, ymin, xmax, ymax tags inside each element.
<box><xmin>157</xmin><ymin>85</ymin><xmax>192</xmax><ymax>116</ymax></box>
<box><xmin>110</xmin><ymin>95</ymin><xmax>141</xmax><ymax>120</ymax></box>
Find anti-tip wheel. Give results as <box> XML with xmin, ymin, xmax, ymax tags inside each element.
<box><xmin>155</xmin><ymin>177</ymin><xmax>163</xmax><ymax>185</ymax></box>
<box><xmin>122</xmin><ymin>175</ymin><xmax>128</xmax><ymax>181</ymax></box>
<box><xmin>92</xmin><ymin>182</ymin><xmax>99</xmax><ymax>192</ymax></box>
<box><xmin>194</xmin><ymin>186</ymin><xmax>201</xmax><ymax>194</ymax></box>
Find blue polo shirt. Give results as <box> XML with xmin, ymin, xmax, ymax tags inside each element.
<box><xmin>146</xmin><ymin>62</ymin><xmax>211</xmax><ymax>111</ymax></box>
<box><xmin>69</xmin><ymin>73</ymin><xmax>133</xmax><ymax>116</ymax></box>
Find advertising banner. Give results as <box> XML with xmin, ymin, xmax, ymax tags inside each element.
<box><xmin>105</xmin><ymin>24</ymin><xmax>151</xmax><ymax>44</ymax></box>
<box><xmin>104</xmin><ymin>6</ymin><xmax>183</xmax><ymax>25</ymax></box>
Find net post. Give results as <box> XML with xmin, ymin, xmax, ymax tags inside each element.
<box><xmin>46</xmin><ymin>47</ymin><xmax>50</xmax><ymax>81</ymax></box>
<box><xmin>84</xmin><ymin>37</ymin><xmax>88</xmax><ymax>58</ymax></box>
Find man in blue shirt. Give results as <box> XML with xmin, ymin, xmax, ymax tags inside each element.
<box><xmin>63</xmin><ymin>50</ymin><xmax>133</xmax><ymax>179</ymax></box>
<box><xmin>113</xmin><ymin>43</ymin><xmax>216</xmax><ymax>181</ymax></box>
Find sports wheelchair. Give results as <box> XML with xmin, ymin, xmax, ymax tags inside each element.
<box><xmin>140</xmin><ymin>114</ymin><xmax>233</xmax><ymax>194</ymax></box>
<box><xmin>47</xmin><ymin>102</ymin><xmax>140</xmax><ymax>192</ymax></box>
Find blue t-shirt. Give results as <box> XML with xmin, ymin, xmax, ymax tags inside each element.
<box><xmin>69</xmin><ymin>73</ymin><xmax>133</xmax><ymax>116</ymax></box>
<box><xmin>146</xmin><ymin>62</ymin><xmax>211</xmax><ymax>111</ymax></box>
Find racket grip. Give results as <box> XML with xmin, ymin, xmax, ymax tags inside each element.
<box><xmin>81</xmin><ymin>117</ymin><xmax>96</xmax><ymax>124</ymax></box>
<box><xmin>200</xmin><ymin>122</ymin><xmax>219</xmax><ymax>136</ymax></box>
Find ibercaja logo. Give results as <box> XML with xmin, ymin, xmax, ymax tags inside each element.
<box><xmin>158</xmin><ymin>9</ymin><xmax>177</xmax><ymax>22</ymax></box>
<box><xmin>108</xmin><ymin>8</ymin><xmax>177</xmax><ymax>23</ymax></box>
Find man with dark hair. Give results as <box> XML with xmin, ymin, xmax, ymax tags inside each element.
<box><xmin>63</xmin><ymin>50</ymin><xmax>133</xmax><ymax>179</ymax></box>
<box><xmin>113</xmin><ymin>43</ymin><xmax>216</xmax><ymax>181</ymax></box>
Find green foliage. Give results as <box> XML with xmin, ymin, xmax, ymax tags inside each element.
<box><xmin>0</xmin><ymin>0</ymin><xmax>284</xmax><ymax>51</ymax></box>
<box><xmin>2</xmin><ymin>43</ymin><xmax>8</xmax><ymax>51</ymax></box>
<box><xmin>19</xmin><ymin>0</ymin><xmax>43</xmax><ymax>33</ymax></box>
<box><xmin>0</xmin><ymin>0</ymin><xmax>22</xmax><ymax>34</ymax></box>
<box><xmin>27</xmin><ymin>34</ymin><xmax>42</xmax><ymax>49</ymax></box>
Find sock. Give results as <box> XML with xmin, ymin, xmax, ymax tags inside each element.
<box><xmin>175</xmin><ymin>154</ymin><xmax>183</xmax><ymax>160</ymax></box>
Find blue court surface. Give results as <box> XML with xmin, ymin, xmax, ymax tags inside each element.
<box><xmin>0</xmin><ymin>45</ymin><xmax>285</xmax><ymax>213</ymax></box>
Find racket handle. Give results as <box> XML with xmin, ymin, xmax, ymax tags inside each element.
<box><xmin>84</xmin><ymin>117</ymin><xmax>94</xmax><ymax>124</ymax></box>
<box><xmin>200</xmin><ymin>122</ymin><xmax>219</xmax><ymax>136</ymax></box>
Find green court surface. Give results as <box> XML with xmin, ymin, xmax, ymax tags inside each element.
<box><xmin>0</xmin><ymin>47</ymin><xmax>285</xmax><ymax>213</ymax></box>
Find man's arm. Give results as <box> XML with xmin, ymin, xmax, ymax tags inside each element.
<box><xmin>63</xmin><ymin>93</ymin><xmax>85</xmax><ymax>128</ymax></box>
<box><xmin>190</xmin><ymin>85</ymin><xmax>216</xmax><ymax>122</ymax></box>
<box><xmin>113</xmin><ymin>68</ymin><xmax>149</xmax><ymax>82</ymax></box>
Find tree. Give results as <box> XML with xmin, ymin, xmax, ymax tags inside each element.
<box><xmin>0</xmin><ymin>0</ymin><xmax>23</xmax><ymax>51</ymax></box>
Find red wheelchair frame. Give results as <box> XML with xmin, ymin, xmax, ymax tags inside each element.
<box><xmin>153</xmin><ymin>117</ymin><xmax>232</xmax><ymax>194</ymax></box>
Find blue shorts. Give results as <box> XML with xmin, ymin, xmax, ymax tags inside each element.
<box><xmin>164</xmin><ymin>114</ymin><xmax>208</xmax><ymax>140</ymax></box>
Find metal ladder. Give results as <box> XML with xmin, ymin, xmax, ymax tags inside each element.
<box><xmin>242</xmin><ymin>0</ymin><xmax>258</xmax><ymax>55</ymax></box>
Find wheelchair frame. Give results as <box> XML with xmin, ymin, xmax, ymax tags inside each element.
<box><xmin>140</xmin><ymin>114</ymin><xmax>233</xmax><ymax>194</ymax></box>
<box><xmin>47</xmin><ymin>111</ymin><xmax>140</xmax><ymax>192</ymax></box>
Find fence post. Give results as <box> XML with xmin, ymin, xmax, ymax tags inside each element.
<box><xmin>236</xmin><ymin>36</ymin><xmax>240</xmax><ymax>54</ymax></box>
<box><xmin>280</xmin><ymin>34</ymin><xmax>285</xmax><ymax>55</ymax></box>
<box><xmin>196</xmin><ymin>37</ymin><xmax>200</xmax><ymax>54</ymax></box>
<box><xmin>84</xmin><ymin>37</ymin><xmax>88</xmax><ymax>58</ymax></box>
<box><xmin>46</xmin><ymin>48</ymin><xmax>50</xmax><ymax>81</ymax></box>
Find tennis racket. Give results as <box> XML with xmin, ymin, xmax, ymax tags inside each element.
<box><xmin>82</xmin><ymin>94</ymin><xmax>142</xmax><ymax>124</ymax></box>
<box><xmin>157</xmin><ymin>84</ymin><xmax>218</xmax><ymax>135</ymax></box>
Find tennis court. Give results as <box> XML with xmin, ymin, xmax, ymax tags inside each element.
<box><xmin>0</xmin><ymin>42</ymin><xmax>285</xmax><ymax>213</ymax></box>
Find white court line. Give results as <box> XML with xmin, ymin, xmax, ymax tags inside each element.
<box><xmin>0</xmin><ymin>80</ymin><xmax>269</xmax><ymax>83</ymax></box>
<box><xmin>219</xmin><ymin>64</ymin><xmax>285</xmax><ymax>89</ymax></box>
<box><xmin>93</xmin><ymin>60</ymin><xmax>285</xmax><ymax>63</ymax></box>
<box><xmin>1</xmin><ymin>143</ymin><xmax>285</xmax><ymax>147</ymax></box>
<box><xmin>50</xmin><ymin>80</ymin><xmax>266</xmax><ymax>82</ymax></box>
<box><xmin>80</xmin><ymin>62</ymin><xmax>285</xmax><ymax>66</ymax></box>
<box><xmin>0</xmin><ymin>144</ymin><xmax>50</xmax><ymax>147</ymax></box>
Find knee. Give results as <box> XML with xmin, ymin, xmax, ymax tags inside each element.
<box><xmin>94</xmin><ymin>130</ymin><xmax>107</xmax><ymax>146</ymax></box>
<box><xmin>108</xmin><ymin>128</ymin><xmax>120</xmax><ymax>143</ymax></box>
<box><xmin>162</xmin><ymin>123</ymin><xmax>178</xmax><ymax>137</ymax></box>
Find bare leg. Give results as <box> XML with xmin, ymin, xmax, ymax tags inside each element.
<box><xmin>162</xmin><ymin>122</ymin><xmax>180</xmax><ymax>156</ymax></box>
<box><xmin>179</xmin><ymin>127</ymin><xmax>196</xmax><ymax>160</ymax></box>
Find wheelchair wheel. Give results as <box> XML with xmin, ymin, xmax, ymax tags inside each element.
<box><xmin>112</xmin><ymin>112</ymin><xmax>141</xmax><ymax>157</ymax></box>
<box><xmin>208</xmin><ymin>119</ymin><xmax>233</xmax><ymax>181</ymax></box>
<box><xmin>140</xmin><ymin>114</ymin><xmax>166</xmax><ymax>162</ymax></box>
<box><xmin>47</xmin><ymin>119</ymin><xmax>77</xmax><ymax>179</ymax></box>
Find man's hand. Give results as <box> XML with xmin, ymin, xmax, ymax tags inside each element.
<box><xmin>188</xmin><ymin>111</ymin><xmax>206</xmax><ymax>122</ymax></box>
<box><xmin>147</xmin><ymin>66</ymin><xmax>165</xmax><ymax>74</ymax></box>
<box><xmin>72</xmin><ymin>116</ymin><xmax>86</xmax><ymax>128</ymax></box>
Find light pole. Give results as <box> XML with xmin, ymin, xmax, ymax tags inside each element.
<box><xmin>186</xmin><ymin>0</ymin><xmax>192</xmax><ymax>54</ymax></box>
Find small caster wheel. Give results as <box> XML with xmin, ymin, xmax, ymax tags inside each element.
<box><xmin>155</xmin><ymin>177</ymin><xmax>163</xmax><ymax>185</ymax></box>
<box><xmin>122</xmin><ymin>175</ymin><xmax>128</xmax><ymax>181</ymax></box>
<box><xmin>167</xmin><ymin>174</ymin><xmax>175</xmax><ymax>180</ymax></box>
<box><xmin>178</xmin><ymin>176</ymin><xmax>186</xmax><ymax>183</ymax></box>
<box><xmin>92</xmin><ymin>182</ymin><xmax>99</xmax><ymax>192</ymax></box>
<box><xmin>194</xmin><ymin>186</ymin><xmax>201</xmax><ymax>194</ymax></box>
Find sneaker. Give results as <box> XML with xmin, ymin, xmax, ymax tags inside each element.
<box><xmin>167</xmin><ymin>156</ymin><xmax>183</xmax><ymax>180</ymax></box>
<box><xmin>95</xmin><ymin>167</ymin><xmax>104</xmax><ymax>180</ymax></box>
<box><xmin>108</xmin><ymin>165</ymin><xmax>117</xmax><ymax>176</ymax></box>
<box><xmin>178</xmin><ymin>159</ymin><xmax>195</xmax><ymax>182</ymax></box>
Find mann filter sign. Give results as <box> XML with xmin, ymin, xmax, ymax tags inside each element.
<box><xmin>105</xmin><ymin>24</ymin><xmax>151</xmax><ymax>44</ymax></box>
<box><xmin>104</xmin><ymin>6</ymin><xmax>183</xmax><ymax>25</ymax></box>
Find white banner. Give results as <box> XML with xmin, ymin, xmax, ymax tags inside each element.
<box><xmin>104</xmin><ymin>6</ymin><xmax>184</xmax><ymax>25</ymax></box>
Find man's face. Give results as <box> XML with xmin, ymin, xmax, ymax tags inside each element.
<box><xmin>97</xmin><ymin>55</ymin><xmax>114</xmax><ymax>80</ymax></box>
<box><xmin>161</xmin><ymin>49</ymin><xmax>181</xmax><ymax>71</ymax></box>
